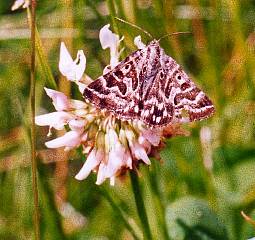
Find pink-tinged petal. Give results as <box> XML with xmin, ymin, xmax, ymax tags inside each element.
<box><xmin>44</xmin><ymin>88</ymin><xmax>71</xmax><ymax>111</ymax></box>
<box><xmin>134</xmin><ymin>35</ymin><xmax>146</xmax><ymax>49</ymax></box>
<box><xmin>69</xmin><ymin>119</ymin><xmax>86</xmax><ymax>131</ymax></box>
<box><xmin>75</xmin><ymin>148</ymin><xmax>103</xmax><ymax>180</ymax></box>
<box><xmin>96</xmin><ymin>162</ymin><xmax>107</xmax><ymax>185</ymax></box>
<box><xmin>70</xmin><ymin>99</ymin><xmax>87</xmax><ymax>110</ymax></box>
<box><xmin>35</xmin><ymin>112</ymin><xmax>73</xmax><ymax>130</ymax></box>
<box><xmin>125</xmin><ymin>150</ymin><xmax>133</xmax><ymax>169</ymax></box>
<box><xmin>138</xmin><ymin>136</ymin><xmax>151</xmax><ymax>153</ymax></box>
<box><xmin>45</xmin><ymin>130</ymin><xmax>81</xmax><ymax>149</ymax></box>
<box><xmin>105</xmin><ymin>143</ymin><xmax>125</xmax><ymax>178</ymax></box>
<box><xmin>141</xmin><ymin>128</ymin><xmax>161</xmax><ymax>146</ymax></box>
<box><xmin>59</xmin><ymin>42</ymin><xmax>86</xmax><ymax>81</ymax></box>
<box><xmin>132</xmin><ymin>142</ymin><xmax>151</xmax><ymax>165</ymax></box>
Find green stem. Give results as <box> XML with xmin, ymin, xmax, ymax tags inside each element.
<box><xmin>106</xmin><ymin>0</ymin><xmax>119</xmax><ymax>35</ymax></box>
<box><xmin>130</xmin><ymin>171</ymin><xmax>153</xmax><ymax>240</ymax></box>
<box><xmin>106</xmin><ymin>0</ymin><xmax>127</xmax><ymax>61</ymax></box>
<box><xmin>27</xmin><ymin>10</ymin><xmax>57</xmax><ymax>90</ymax></box>
<box><xmin>99</xmin><ymin>187</ymin><xmax>140</xmax><ymax>240</ymax></box>
<box><xmin>147</xmin><ymin>161</ymin><xmax>170</xmax><ymax>240</ymax></box>
<box><xmin>30</xmin><ymin>1</ymin><xmax>40</xmax><ymax>240</ymax></box>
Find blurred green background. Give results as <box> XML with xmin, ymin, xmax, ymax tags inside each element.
<box><xmin>1</xmin><ymin>0</ymin><xmax>255</xmax><ymax>239</ymax></box>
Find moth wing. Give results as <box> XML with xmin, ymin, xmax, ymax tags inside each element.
<box><xmin>83</xmin><ymin>48</ymin><xmax>145</xmax><ymax>120</ymax></box>
<box><xmin>141</xmin><ymin>55</ymin><xmax>214</xmax><ymax>127</ymax></box>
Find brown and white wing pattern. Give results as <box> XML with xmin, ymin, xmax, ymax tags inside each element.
<box><xmin>162</xmin><ymin>55</ymin><xmax>215</xmax><ymax>124</ymax></box>
<box><xmin>83</xmin><ymin>40</ymin><xmax>215</xmax><ymax>127</ymax></box>
<box><xmin>139</xmin><ymin>41</ymin><xmax>214</xmax><ymax>127</ymax></box>
<box><xmin>83</xmin><ymin>48</ymin><xmax>146</xmax><ymax>120</ymax></box>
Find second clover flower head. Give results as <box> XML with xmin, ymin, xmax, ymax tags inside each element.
<box><xmin>36</xmin><ymin>24</ymin><xmax>187</xmax><ymax>185</ymax></box>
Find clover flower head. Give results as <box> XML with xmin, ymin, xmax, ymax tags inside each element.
<box><xmin>36</xmin><ymin>24</ymin><xmax>187</xmax><ymax>185</ymax></box>
<box><xmin>11</xmin><ymin>0</ymin><xmax>29</xmax><ymax>11</ymax></box>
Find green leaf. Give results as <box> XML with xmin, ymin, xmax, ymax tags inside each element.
<box><xmin>166</xmin><ymin>196</ymin><xmax>228</xmax><ymax>240</ymax></box>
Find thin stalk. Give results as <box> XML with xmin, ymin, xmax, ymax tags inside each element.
<box><xmin>30</xmin><ymin>0</ymin><xmax>40</xmax><ymax>239</ymax></box>
<box><xmin>27</xmin><ymin>10</ymin><xmax>57</xmax><ymax>90</ymax></box>
<box><xmin>106</xmin><ymin>0</ymin><xmax>127</xmax><ymax>62</ymax></box>
<box><xmin>130</xmin><ymin>171</ymin><xmax>153</xmax><ymax>240</ymax></box>
<box><xmin>146</xmin><ymin>161</ymin><xmax>170</xmax><ymax>240</ymax></box>
<box><xmin>106</xmin><ymin>0</ymin><xmax>119</xmax><ymax>35</ymax></box>
<box><xmin>99</xmin><ymin>187</ymin><xmax>140</xmax><ymax>240</ymax></box>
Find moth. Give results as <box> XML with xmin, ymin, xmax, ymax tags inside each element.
<box><xmin>83</xmin><ymin>40</ymin><xmax>215</xmax><ymax>128</ymax></box>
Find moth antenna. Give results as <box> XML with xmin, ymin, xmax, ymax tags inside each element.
<box><xmin>158</xmin><ymin>32</ymin><xmax>192</xmax><ymax>42</ymax></box>
<box><xmin>114</xmin><ymin>17</ymin><xmax>153</xmax><ymax>39</ymax></box>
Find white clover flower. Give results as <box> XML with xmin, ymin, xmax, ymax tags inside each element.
<box><xmin>59</xmin><ymin>42</ymin><xmax>86</xmax><ymax>82</ymax></box>
<box><xmin>36</xmin><ymin>24</ymin><xmax>187</xmax><ymax>185</ymax></box>
<box><xmin>11</xmin><ymin>0</ymin><xmax>29</xmax><ymax>11</ymax></box>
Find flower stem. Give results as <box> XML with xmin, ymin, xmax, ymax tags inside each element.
<box><xmin>106</xmin><ymin>0</ymin><xmax>119</xmax><ymax>35</ymax></box>
<box><xmin>30</xmin><ymin>0</ymin><xmax>40</xmax><ymax>239</ymax></box>
<box><xmin>147</xmin><ymin>161</ymin><xmax>170</xmax><ymax>240</ymax></box>
<box><xmin>130</xmin><ymin>171</ymin><xmax>153</xmax><ymax>240</ymax></box>
<box><xmin>27</xmin><ymin>9</ymin><xmax>57</xmax><ymax>90</ymax></box>
<box><xmin>99</xmin><ymin>187</ymin><xmax>141</xmax><ymax>240</ymax></box>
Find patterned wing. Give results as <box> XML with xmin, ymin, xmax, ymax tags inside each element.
<box><xmin>84</xmin><ymin>40</ymin><xmax>214</xmax><ymax>128</ymax></box>
<box><xmin>141</xmin><ymin>54</ymin><xmax>214</xmax><ymax>127</ymax></box>
<box><xmin>140</xmin><ymin>68</ymin><xmax>174</xmax><ymax>126</ymax></box>
<box><xmin>83</xmin><ymin>48</ymin><xmax>146</xmax><ymax>120</ymax></box>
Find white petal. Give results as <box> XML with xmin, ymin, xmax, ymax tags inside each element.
<box><xmin>59</xmin><ymin>42</ymin><xmax>73</xmax><ymax>67</ymax></box>
<box><xmin>73</xmin><ymin>50</ymin><xmax>87</xmax><ymax>81</ymax></box>
<box><xmin>70</xmin><ymin>99</ymin><xmax>87</xmax><ymax>109</ymax></box>
<box><xmin>105</xmin><ymin>143</ymin><xmax>125</xmax><ymax>178</ymax></box>
<box><xmin>96</xmin><ymin>162</ymin><xmax>107</xmax><ymax>185</ymax></box>
<box><xmin>75</xmin><ymin>148</ymin><xmax>103</xmax><ymax>180</ymax></box>
<box><xmin>23</xmin><ymin>0</ymin><xmax>29</xmax><ymax>8</ymax></box>
<box><xmin>59</xmin><ymin>42</ymin><xmax>86</xmax><ymax>81</ymax></box>
<box><xmin>138</xmin><ymin>136</ymin><xmax>151</xmax><ymax>153</ymax></box>
<box><xmin>75</xmin><ymin>81</ymin><xmax>86</xmax><ymax>94</ymax></box>
<box><xmin>45</xmin><ymin>130</ymin><xmax>81</xmax><ymax>149</ymax></box>
<box><xmin>35</xmin><ymin>112</ymin><xmax>73</xmax><ymax>130</ymax></box>
<box><xmin>126</xmin><ymin>151</ymin><xmax>133</xmax><ymax>169</ymax></box>
<box><xmin>110</xmin><ymin>177</ymin><xmax>115</xmax><ymax>186</ymax></box>
<box><xmin>132</xmin><ymin>142</ymin><xmax>151</xmax><ymax>165</ymax></box>
<box><xmin>99</xmin><ymin>24</ymin><xmax>119</xmax><ymax>51</ymax></box>
<box><xmin>99</xmin><ymin>24</ymin><xmax>121</xmax><ymax>68</ymax></box>
<box><xmin>44</xmin><ymin>88</ymin><xmax>71</xmax><ymax>111</ymax></box>
<box><xmin>110</xmin><ymin>56</ymin><xmax>119</xmax><ymax>69</ymax></box>
<box><xmin>134</xmin><ymin>35</ymin><xmax>146</xmax><ymax>49</ymax></box>
<box><xmin>11</xmin><ymin>0</ymin><xmax>29</xmax><ymax>11</ymax></box>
